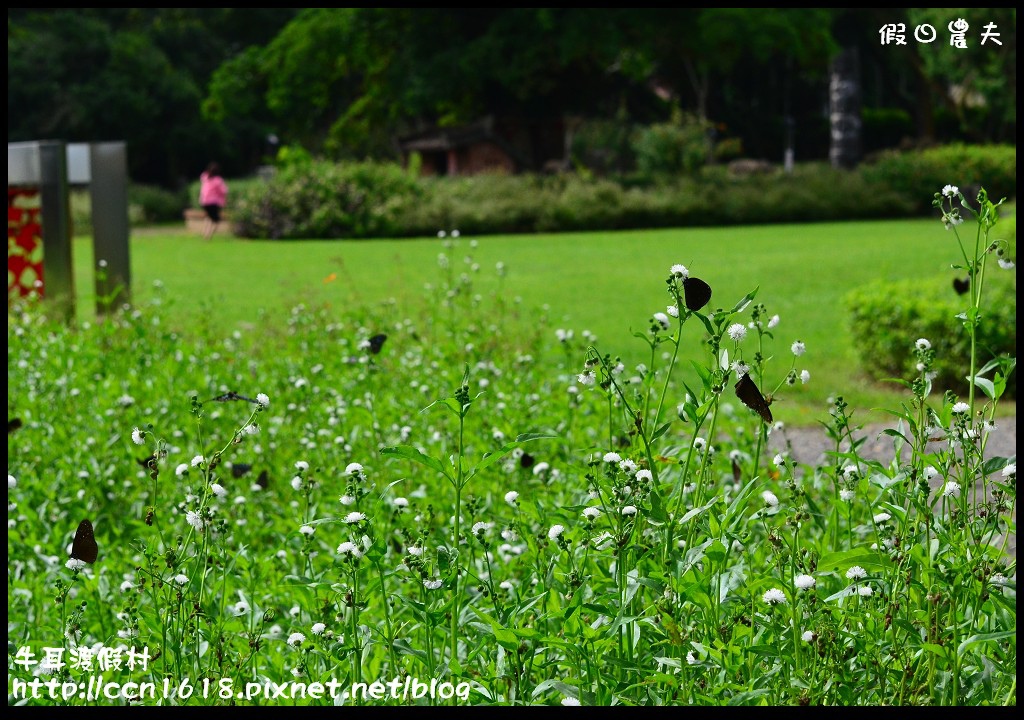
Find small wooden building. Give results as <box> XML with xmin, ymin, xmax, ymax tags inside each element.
<box><xmin>396</xmin><ymin>115</ymin><xmax>571</xmax><ymax>177</ymax></box>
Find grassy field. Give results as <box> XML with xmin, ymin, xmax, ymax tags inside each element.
<box><xmin>70</xmin><ymin>217</ymin><xmax>1014</xmax><ymax>426</ymax></box>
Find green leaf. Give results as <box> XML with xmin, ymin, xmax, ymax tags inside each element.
<box><xmin>513</xmin><ymin>627</ymin><xmax>541</xmax><ymax>640</ymax></box>
<box><xmin>380</xmin><ymin>444</ymin><xmax>447</xmax><ymax>476</ymax></box>
<box><xmin>817</xmin><ymin>548</ymin><xmax>889</xmax><ymax>572</ymax></box>
<box><xmin>515</xmin><ymin>432</ymin><xmax>560</xmax><ymax>443</ymax></box>
<box><xmin>869</xmin><ymin>470</ymin><xmax>907</xmax><ymax>490</ymax></box>
<box><xmin>879</xmin><ymin>428</ymin><xmax>911</xmax><ymax>443</ymax></box>
<box><xmin>731</xmin><ymin>287</ymin><xmax>759</xmax><ymax>314</ymax></box>
<box><xmin>633</xmin><ymin>330</ymin><xmax>654</xmax><ymax>346</ymax></box>
<box><xmin>694</xmin><ymin>311</ymin><xmax>716</xmax><ymax>336</ymax></box>
<box><xmin>723</xmin><ymin>475</ymin><xmax>761</xmax><ymax>530</ymax></box>
<box><xmin>364</xmin><ymin>537</ymin><xmax>385</xmax><ymax>562</ymax></box>
<box><xmin>421</xmin><ymin>396</ymin><xmax>463</xmax><ymax>417</ymax></box>
<box><xmin>531</xmin><ymin>680</ymin><xmax>580</xmax><ymax>700</ymax></box>
<box><xmin>490</xmin><ymin>625</ymin><xmax>519</xmax><ymax>652</ymax></box>
<box><xmin>472</xmin><ymin>444</ymin><xmax>523</xmax><ymax>476</ymax></box>
<box><xmin>823</xmin><ymin>585</ymin><xmax>858</xmax><ymax>602</ymax></box>
<box><xmin>689</xmin><ymin>361</ymin><xmax>713</xmax><ymax>389</ymax></box>
<box><xmin>436</xmin><ymin>546</ymin><xmax>455</xmax><ymax>572</ymax></box>
<box><xmin>704</xmin><ymin>539</ymin><xmax>728</xmax><ymax>563</ymax></box>
<box><xmin>982</xmin><ymin>456</ymin><xmax>1015</xmax><ymax>476</ymax></box>
<box><xmin>958</xmin><ymin>630</ymin><xmax>1016</xmax><ymax>656</ymax></box>
<box><xmin>727</xmin><ymin>689</ymin><xmax>772</xmax><ymax>706</ymax></box>
<box><xmin>636</xmin><ymin>576</ymin><xmax>666</xmax><ymax>594</ymax></box>
<box><xmin>378</xmin><ymin>478</ymin><xmax>406</xmax><ymax>499</ymax></box>
<box><xmin>650</xmin><ymin>421</ymin><xmax>673</xmax><ymax>442</ymax></box>
<box><xmin>678</xmin><ymin>497</ymin><xmax>718</xmax><ymax>526</ymax></box>
<box><xmin>971</xmin><ymin>375</ymin><xmax>996</xmax><ymax>400</ymax></box>
<box><xmin>391</xmin><ymin>639</ymin><xmax>428</xmax><ymax>660</ymax></box>
<box><xmin>648</xmin><ymin>487</ymin><xmax>667</xmax><ymax>522</ymax></box>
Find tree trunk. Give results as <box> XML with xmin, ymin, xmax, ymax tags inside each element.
<box><xmin>828</xmin><ymin>47</ymin><xmax>862</xmax><ymax>169</ymax></box>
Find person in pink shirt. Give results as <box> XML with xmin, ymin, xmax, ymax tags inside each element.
<box><xmin>199</xmin><ymin>162</ymin><xmax>229</xmax><ymax>240</ymax></box>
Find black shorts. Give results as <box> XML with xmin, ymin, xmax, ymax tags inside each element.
<box><xmin>202</xmin><ymin>204</ymin><xmax>222</xmax><ymax>223</ymax></box>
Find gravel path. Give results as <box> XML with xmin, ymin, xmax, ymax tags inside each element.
<box><xmin>767</xmin><ymin>416</ymin><xmax>1017</xmax><ymax>557</ymax></box>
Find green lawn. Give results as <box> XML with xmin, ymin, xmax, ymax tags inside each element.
<box><xmin>70</xmin><ymin>217</ymin><xmax>1014</xmax><ymax>426</ymax></box>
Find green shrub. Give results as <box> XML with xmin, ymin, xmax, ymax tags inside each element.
<box><xmin>845</xmin><ymin>273</ymin><xmax>1016</xmax><ymax>399</ymax></box>
<box><xmin>570</xmin><ymin>118</ymin><xmax>637</xmax><ymax>175</ymax></box>
<box><xmin>231</xmin><ymin>160</ymin><xmax>422</xmax><ymax>239</ymax></box>
<box><xmin>389</xmin><ymin>165</ymin><xmax>913</xmax><ymax>237</ymax></box>
<box><xmin>698</xmin><ymin>163</ymin><xmax>915</xmax><ymax>225</ymax></box>
<box><xmin>861</xmin><ymin>107</ymin><xmax>914</xmax><ymax>153</ymax></box>
<box><xmin>70</xmin><ymin>185</ymin><xmax>187</xmax><ymax>235</ymax></box>
<box><xmin>632</xmin><ymin>114</ymin><xmax>711</xmax><ymax>178</ymax></box>
<box><xmin>861</xmin><ymin>144</ymin><xmax>1017</xmax><ymax>213</ymax></box>
<box><xmin>128</xmin><ymin>184</ymin><xmax>189</xmax><ymax>224</ymax></box>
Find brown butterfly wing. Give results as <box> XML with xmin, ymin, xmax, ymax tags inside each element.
<box><xmin>683</xmin><ymin>277</ymin><xmax>712</xmax><ymax>312</ymax></box>
<box><xmin>71</xmin><ymin>519</ymin><xmax>98</xmax><ymax>564</ymax></box>
<box><xmin>952</xmin><ymin>277</ymin><xmax>970</xmax><ymax>295</ymax></box>
<box><xmin>735</xmin><ymin>374</ymin><xmax>773</xmax><ymax>424</ymax></box>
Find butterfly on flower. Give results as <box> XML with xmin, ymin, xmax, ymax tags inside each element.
<box><xmin>734</xmin><ymin>374</ymin><xmax>773</xmax><ymax>424</ymax></box>
<box><xmin>70</xmin><ymin>519</ymin><xmax>98</xmax><ymax>564</ymax></box>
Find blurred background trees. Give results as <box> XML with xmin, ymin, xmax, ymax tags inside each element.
<box><xmin>8</xmin><ymin>8</ymin><xmax>1016</xmax><ymax>189</ymax></box>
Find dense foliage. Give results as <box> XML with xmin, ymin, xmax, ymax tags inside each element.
<box><xmin>7</xmin><ymin>200</ymin><xmax>1016</xmax><ymax>705</ymax></box>
<box><xmin>8</xmin><ymin>9</ymin><xmax>1016</xmax><ymax>188</ymax></box>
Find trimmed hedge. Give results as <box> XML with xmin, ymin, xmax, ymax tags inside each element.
<box><xmin>845</xmin><ymin>272</ymin><xmax>1017</xmax><ymax>400</ymax></box>
<box><xmin>223</xmin><ymin>144</ymin><xmax>1015</xmax><ymax>240</ymax></box>
<box><xmin>860</xmin><ymin>144</ymin><xmax>1017</xmax><ymax>213</ymax></box>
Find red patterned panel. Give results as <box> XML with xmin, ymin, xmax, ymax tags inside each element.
<box><xmin>8</xmin><ymin>188</ymin><xmax>44</xmax><ymax>300</ymax></box>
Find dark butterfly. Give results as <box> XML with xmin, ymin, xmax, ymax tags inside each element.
<box><xmin>8</xmin><ymin>417</ymin><xmax>22</xmax><ymax>434</ymax></box>
<box><xmin>734</xmin><ymin>373</ymin><xmax>773</xmax><ymax>424</ymax></box>
<box><xmin>732</xmin><ymin>458</ymin><xmax>742</xmax><ymax>483</ymax></box>
<box><xmin>368</xmin><ymin>334</ymin><xmax>387</xmax><ymax>355</ymax></box>
<box><xmin>683</xmin><ymin>277</ymin><xmax>712</xmax><ymax>312</ymax></box>
<box><xmin>137</xmin><ymin>453</ymin><xmax>160</xmax><ymax>472</ymax></box>
<box><xmin>211</xmin><ymin>391</ymin><xmax>257</xmax><ymax>403</ymax></box>
<box><xmin>256</xmin><ymin>470</ymin><xmax>270</xmax><ymax>489</ymax></box>
<box><xmin>519</xmin><ymin>451</ymin><xmax>535</xmax><ymax>469</ymax></box>
<box><xmin>952</xmin><ymin>276</ymin><xmax>970</xmax><ymax>295</ymax></box>
<box><xmin>231</xmin><ymin>463</ymin><xmax>253</xmax><ymax>479</ymax></box>
<box><xmin>70</xmin><ymin>519</ymin><xmax>98</xmax><ymax>564</ymax></box>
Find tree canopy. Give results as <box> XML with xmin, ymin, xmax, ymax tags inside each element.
<box><xmin>8</xmin><ymin>8</ymin><xmax>1016</xmax><ymax>187</ymax></box>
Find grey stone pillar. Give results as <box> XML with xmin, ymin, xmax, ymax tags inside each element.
<box><xmin>38</xmin><ymin>141</ymin><xmax>75</xmax><ymax>321</ymax></box>
<box><xmin>89</xmin><ymin>142</ymin><xmax>131</xmax><ymax>314</ymax></box>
